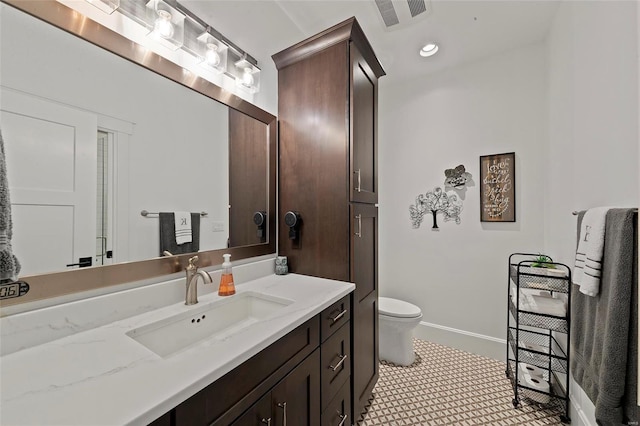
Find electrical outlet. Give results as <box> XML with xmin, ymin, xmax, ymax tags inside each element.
<box><xmin>212</xmin><ymin>222</ymin><xmax>225</xmax><ymax>232</ymax></box>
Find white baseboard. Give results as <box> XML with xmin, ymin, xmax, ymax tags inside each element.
<box><xmin>414</xmin><ymin>321</ymin><xmax>598</xmax><ymax>426</ymax></box>
<box><xmin>414</xmin><ymin>321</ymin><xmax>506</xmax><ymax>361</ymax></box>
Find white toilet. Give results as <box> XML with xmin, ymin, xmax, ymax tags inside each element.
<box><xmin>378</xmin><ymin>297</ymin><xmax>423</xmax><ymax>366</ymax></box>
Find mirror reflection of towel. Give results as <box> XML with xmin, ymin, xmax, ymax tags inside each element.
<box><xmin>159</xmin><ymin>212</ymin><xmax>200</xmax><ymax>255</ymax></box>
<box><xmin>174</xmin><ymin>211</ymin><xmax>192</xmax><ymax>244</ymax></box>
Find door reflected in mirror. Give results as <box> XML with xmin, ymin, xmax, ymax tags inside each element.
<box><xmin>0</xmin><ymin>3</ymin><xmax>269</xmax><ymax>278</ymax></box>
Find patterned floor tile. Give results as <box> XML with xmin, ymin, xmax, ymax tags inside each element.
<box><xmin>359</xmin><ymin>339</ymin><xmax>566</xmax><ymax>426</ymax></box>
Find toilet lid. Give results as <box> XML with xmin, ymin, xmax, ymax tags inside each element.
<box><xmin>379</xmin><ymin>297</ymin><xmax>422</xmax><ymax>318</ymax></box>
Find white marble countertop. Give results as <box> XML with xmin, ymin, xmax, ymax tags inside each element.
<box><xmin>0</xmin><ymin>274</ymin><xmax>354</xmax><ymax>425</ymax></box>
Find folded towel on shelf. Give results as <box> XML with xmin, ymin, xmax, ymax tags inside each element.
<box><xmin>173</xmin><ymin>211</ymin><xmax>192</xmax><ymax>245</ymax></box>
<box><xmin>159</xmin><ymin>212</ymin><xmax>200</xmax><ymax>255</ymax></box>
<box><xmin>519</xmin><ymin>340</ymin><xmax>549</xmax><ymax>354</ymax></box>
<box><xmin>574</xmin><ymin>207</ymin><xmax>609</xmax><ymax>296</ymax></box>
<box><xmin>511</xmin><ymin>289</ymin><xmax>567</xmax><ymax>317</ymax></box>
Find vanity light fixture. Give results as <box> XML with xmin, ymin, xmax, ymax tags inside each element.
<box><xmin>419</xmin><ymin>42</ymin><xmax>439</xmax><ymax>57</ymax></box>
<box><xmin>145</xmin><ymin>0</ymin><xmax>184</xmax><ymax>50</ymax></box>
<box><xmin>70</xmin><ymin>0</ymin><xmax>261</xmax><ymax>95</ymax></box>
<box><xmin>196</xmin><ymin>31</ymin><xmax>228</xmax><ymax>74</ymax></box>
<box><xmin>84</xmin><ymin>0</ymin><xmax>120</xmax><ymax>14</ymax></box>
<box><xmin>233</xmin><ymin>55</ymin><xmax>261</xmax><ymax>94</ymax></box>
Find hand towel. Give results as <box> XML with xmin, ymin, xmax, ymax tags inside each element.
<box><xmin>574</xmin><ymin>207</ymin><xmax>609</xmax><ymax>296</ymax></box>
<box><xmin>571</xmin><ymin>208</ymin><xmax>637</xmax><ymax>425</ymax></box>
<box><xmin>0</xmin><ymin>129</ymin><xmax>20</xmax><ymax>281</ymax></box>
<box><xmin>159</xmin><ymin>213</ymin><xmax>200</xmax><ymax>255</ymax></box>
<box><xmin>174</xmin><ymin>211</ymin><xmax>192</xmax><ymax>245</ymax></box>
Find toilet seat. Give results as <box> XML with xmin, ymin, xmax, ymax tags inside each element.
<box><xmin>379</xmin><ymin>297</ymin><xmax>421</xmax><ymax>319</ymax></box>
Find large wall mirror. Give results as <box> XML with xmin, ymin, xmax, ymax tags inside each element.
<box><xmin>0</xmin><ymin>0</ymin><xmax>276</xmax><ymax>308</ymax></box>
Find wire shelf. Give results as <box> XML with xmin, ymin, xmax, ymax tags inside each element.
<box><xmin>510</xmin><ymin>264</ymin><xmax>571</xmax><ymax>293</ymax></box>
<box><xmin>507</xmin><ymin>360</ymin><xmax>569</xmax><ymax>408</ymax></box>
<box><xmin>507</xmin><ymin>328</ymin><xmax>568</xmax><ymax>374</ymax></box>
<box><xmin>508</xmin><ymin>298</ymin><xmax>569</xmax><ymax>333</ymax></box>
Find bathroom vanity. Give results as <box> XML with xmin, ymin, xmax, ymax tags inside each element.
<box><xmin>0</xmin><ymin>273</ymin><xmax>354</xmax><ymax>425</ymax></box>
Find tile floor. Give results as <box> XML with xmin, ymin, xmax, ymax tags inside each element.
<box><xmin>359</xmin><ymin>339</ymin><xmax>566</xmax><ymax>425</ymax></box>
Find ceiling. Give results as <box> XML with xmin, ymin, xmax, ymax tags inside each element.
<box><xmin>181</xmin><ymin>0</ymin><xmax>560</xmax><ymax>83</ymax></box>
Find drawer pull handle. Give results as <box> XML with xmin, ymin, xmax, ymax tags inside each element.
<box><xmin>277</xmin><ymin>402</ymin><xmax>287</xmax><ymax>426</ymax></box>
<box><xmin>329</xmin><ymin>354</ymin><xmax>348</xmax><ymax>371</ymax></box>
<box><xmin>261</xmin><ymin>418</ymin><xmax>271</xmax><ymax>425</ymax></box>
<box><xmin>337</xmin><ymin>413</ymin><xmax>348</xmax><ymax>426</ymax></box>
<box><xmin>330</xmin><ymin>309</ymin><xmax>347</xmax><ymax>323</ymax></box>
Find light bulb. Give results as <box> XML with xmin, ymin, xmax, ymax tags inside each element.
<box><xmin>154</xmin><ymin>10</ymin><xmax>174</xmax><ymax>39</ymax></box>
<box><xmin>419</xmin><ymin>43</ymin><xmax>439</xmax><ymax>57</ymax></box>
<box><xmin>205</xmin><ymin>44</ymin><xmax>220</xmax><ymax>67</ymax></box>
<box><xmin>241</xmin><ymin>67</ymin><xmax>254</xmax><ymax>88</ymax></box>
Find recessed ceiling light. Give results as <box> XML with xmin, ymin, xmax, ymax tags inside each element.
<box><xmin>420</xmin><ymin>43</ymin><xmax>439</xmax><ymax>57</ymax></box>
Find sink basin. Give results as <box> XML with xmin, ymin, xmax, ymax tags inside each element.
<box><xmin>126</xmin><ymin>291</ymin><xmax>293</xmax><ymax>357</ymax></box>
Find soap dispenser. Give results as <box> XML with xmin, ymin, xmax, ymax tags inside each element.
<box><xmin>218</xmin><ymin>254</ymin><xmax>236</xmax><ymax>296</ymax></box>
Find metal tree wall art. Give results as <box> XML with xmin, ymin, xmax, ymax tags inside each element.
<box><xmin>409</xmin><ymin>187</ymin><xmax>463</xmax><ymax>229</ymax></box>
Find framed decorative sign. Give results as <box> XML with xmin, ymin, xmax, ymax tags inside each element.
<box><xmin>480</xmin><ymin>152</ymin><xmax>515</xmax><ymax>222</ymax></box>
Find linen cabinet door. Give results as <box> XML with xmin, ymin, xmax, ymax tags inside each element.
<box><xmin>272</xmin><ymin>349</ymin><xmax>321</xmax><ymax>426</ymax></box>
<box><xmin>231</xmin><ymin>392</ymin><xmax>272</xmax><ymax>426</ymax></box>
<box><xmin>350</xmin><ymin>43</ymin><xmax>378</xmax><ymax>205</ymax></box>
<box><xmin>350</xmin><ymin>203</ymin><xmax>378</xmax><ymax>421</ymax></box>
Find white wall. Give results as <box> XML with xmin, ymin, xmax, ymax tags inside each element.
<box><xmin>545</xmin><ymin>2</ymin><xmax>639</xmax><ymax>424</ymax></box>
<box><xmin>378</xmin><ymin>43</ymin><xmax>548</xmax><ymax>358</ymax></box>
<box><xmin>545</xmin><ymin>0</ymin><xmax>639</xmax><ymax>265</ymax></box>
<box><xmin>1</xmin><ymin>4</ymin><xmax>231</xmax><ymax>264</ymax></box>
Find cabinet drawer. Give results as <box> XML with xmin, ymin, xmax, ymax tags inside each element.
<box><xmin>321</xmin><ymin>380</ymin><xmax>351</xmax><ymax>426</ymax></box>
<box><xmin>320</xmin><ymin>295</ymin><xmax>351</xmax><ymax>343</ymax></box>
<box><xmin>321</xmin><ymin>322</ymin><xmax>351</xmax><ymax>410</ymax></box>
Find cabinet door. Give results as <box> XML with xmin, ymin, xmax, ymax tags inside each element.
<box><xmin>350</xmin><ymin>43</ymin><xmax>378</xmax><ymax>204</ymax></box>
<box><xmin>231</xmin><ymin>393</ymin><xmax>272</xmax><ymax>426</ymax></box>
<box><xmin>272</xmin><ymin>349</ymin><xmax>321</xmax><ymax>426</ymax></box>
<box><xmin>350</xmin><ymin>204</ymin><xmax>378</xmax><ymax>421</ymax></box>
<box><xmin>278</xmin><ymin>42</ymin><xmax>350</xmax><ymax>282</ymax></box>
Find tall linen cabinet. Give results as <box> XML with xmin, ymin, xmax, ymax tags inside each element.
<box><xmin>273</xmin><ymin>17</ymin><xmax>385</xmax><ymax>423</ymax></box>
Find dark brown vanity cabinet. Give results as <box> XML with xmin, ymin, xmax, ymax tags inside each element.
<box><xmin>273</xmin><ymin>17</ymin><xmax>384</xmax><ymax>424</ymax></box>
<box><xmin>148</xmin><ymin>298</ymin><xmax>353</xmax><ymax>426</ymax></box>
<box><xmin>231</xmin><ymin>350</ymin><xmax>321</xmax><ymax>426</ymax></box>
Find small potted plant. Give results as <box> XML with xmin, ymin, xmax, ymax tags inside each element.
<box><xmin>530</xmin><ymin>254</ymin><xmax>566</xmax><ymax>277</ymax></box>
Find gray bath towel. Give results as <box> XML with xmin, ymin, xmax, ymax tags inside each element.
<box><xmin>571</xmin><ymin>209</ymin><xmax>637</xmax><ymax>426</ymax></box>
<box><xmin>159</xmin><ymin>212</ymin><xmax>200</xmax><ymax>256</ymax></box>
<box><xmin>0</xmin><ymin>129</ymin><xmax>21</xmax><ymax>281</ymax></box>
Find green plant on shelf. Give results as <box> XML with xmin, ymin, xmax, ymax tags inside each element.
<box><xmin>531</xmin><ymin>254</ymin><xmax>556</xmax><ymax>269</ymax></box>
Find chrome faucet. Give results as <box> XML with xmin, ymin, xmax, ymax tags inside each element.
<box><xmin>185</xmin><ymin>256</ymin><xmax>212</xmax><ymax>305</ymax></box>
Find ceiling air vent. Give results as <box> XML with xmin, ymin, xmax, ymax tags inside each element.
<box><xmin>374</xmin><ymin>0</ymin><xmax>400</xmax><ymax>27</ymax></box>
<box><xmin>373</xmin><ymin>0</ymin><xmax>431</xmax><ymax>30</ymax></box>
<box><xmin>407</xmin><ymin>0</ymin><xmax>427</xmax><ymax>18</ymax></box>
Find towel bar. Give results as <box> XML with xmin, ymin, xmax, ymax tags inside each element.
<box><xmin>140</xmin><ymin>210</ymin><xmax>208</xmax><ymax>217</ymax></box>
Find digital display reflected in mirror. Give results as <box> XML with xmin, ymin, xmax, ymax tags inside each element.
<box><xmin>0</xmin><ymin>3</ymin><xmax>269</xmax><ymax>278</ymax></box>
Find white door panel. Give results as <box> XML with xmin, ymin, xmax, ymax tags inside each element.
<box><xmin>11</xmin><ymin>204</ymin><xmax>74</xmax><ymax>275</ymax></box>
<box><xmin>1</xmin><ymin>88</ymin><xmax>97</xmax><ymax>275</ymax></box>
